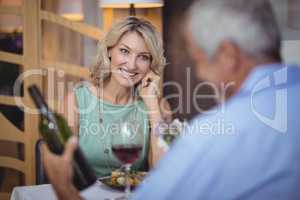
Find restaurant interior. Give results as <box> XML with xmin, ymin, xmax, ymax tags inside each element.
<box><xmin>0</xmin><ymin>0</ymin><xmax>300</xmax><ymax>199</ymax></box>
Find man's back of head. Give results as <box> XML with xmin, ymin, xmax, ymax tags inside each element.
<box><xmin>189</xmin><ymin>0</ymin><xmax>282</xmax><ymax>62</ymax></box>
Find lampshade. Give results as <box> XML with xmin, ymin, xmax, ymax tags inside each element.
<box><xmin>58</xmin><ymin>0</ymin><xmax>84</xmax><ymax>21</ymax></box>
<box><xmin>99</xmin><ymin>0</ymin><xmax>164</xmax><ymax>8</ymax></box>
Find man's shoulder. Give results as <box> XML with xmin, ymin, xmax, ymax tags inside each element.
<box><xmin>186</xmin><ymin>64</ymin><xmax>300</xmax><ymax>138</ymax></box>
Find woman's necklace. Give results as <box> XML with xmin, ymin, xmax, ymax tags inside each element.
<box><xmin>97</xmin><ymin>86</ymin><xmax>138</xmax><ymax>124</ymax></box>
<box><xmin>97</xmin><ymin>86</ymin><xmax>103</xmax><ymax>124</ymax></box>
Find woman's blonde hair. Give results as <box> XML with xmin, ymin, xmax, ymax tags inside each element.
<box><xmin>90</xmin><ymin>16</ymin><xmax>166</xmax><ymax>86</ymax></box>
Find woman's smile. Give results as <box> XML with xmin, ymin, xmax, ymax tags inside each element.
<box><xmin>119</xmin><ymin>67</ymin><xmax>138</xmax><ymax>79</ymax></box>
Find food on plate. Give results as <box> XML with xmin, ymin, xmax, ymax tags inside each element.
<box><xmin>100</xmin><ymin>170</ymin><xmax>148</xmax><ymax>188</ymax></box>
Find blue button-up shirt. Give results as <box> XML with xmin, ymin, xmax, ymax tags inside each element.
<box><xmin>131</xmin><ymin>63</ymin><xmax>300</xmax><ymax>200</ymax></box>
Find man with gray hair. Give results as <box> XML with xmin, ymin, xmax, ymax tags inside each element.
<box><xmin>42</xmin><ymin>0</ymin><xmax>300</xmax><ymax>199</ymax></box>
<box><xmin>131</xmin><ymin>0</ymin><xmax>300</xmax><ymax>199</ymax></box>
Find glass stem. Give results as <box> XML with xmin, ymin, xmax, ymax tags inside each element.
<box><xmin>124</xmin><ymin>163</ymin><xmax>131</xmax><ymax>199</ymax></box>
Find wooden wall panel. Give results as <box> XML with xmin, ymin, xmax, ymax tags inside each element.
<box><xmin>22</xmin><ymin>0</ymin><xmax>42</xmax><ymax>185</ymax></box>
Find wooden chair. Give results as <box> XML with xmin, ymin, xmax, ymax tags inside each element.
<box><xmin>35</xmin><ymin>138</ymin><xmax>47</xmax><ymax>185</ymax></box>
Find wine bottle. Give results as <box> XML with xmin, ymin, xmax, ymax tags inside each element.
<box><xmin>28</xmin><ymin>84</ymin><xmax>97</xmax><ymax>190</ymax></box>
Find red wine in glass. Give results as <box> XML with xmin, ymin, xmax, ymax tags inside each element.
<box><xmin>112</xmin><ymin>144</ymin><xmax>142</xmax><ymax>164</ymax></box>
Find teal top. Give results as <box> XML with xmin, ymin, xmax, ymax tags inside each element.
<box><xmin>74</xmin><ymin>83</ymin><xmax>150</xmax><ymax>178</ymax></box>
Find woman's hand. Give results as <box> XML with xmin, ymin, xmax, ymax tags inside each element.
<box><xmin>138</xmin><ymin>71</ymin><xmax>173</xmax><ymax>167</ymax></box>
<box><xmin>138</xmin><ymin>70</ymin><xmax>161</xmax><ymax>110</ymax></box>
<box><xmin>41</xmin><ymin>137</ymin><xmax>82</xmax><ymax>200</ymax></box>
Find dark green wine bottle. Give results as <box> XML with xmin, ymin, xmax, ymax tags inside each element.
<box><xmin>28</xmin><ymin>85</ymin><xmax>97</xmax><ymax>190</ymax></box>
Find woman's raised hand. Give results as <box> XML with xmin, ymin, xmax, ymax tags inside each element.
<box><xmin>138</xmin><ymin>70</ymin><xmax>161</xmax><ymax>108</ymax></box>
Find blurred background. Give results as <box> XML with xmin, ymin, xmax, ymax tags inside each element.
<box><xmin>0</xmin><ymin>0</ymin><xmax>299</xmax><ymax>199</ymax></box>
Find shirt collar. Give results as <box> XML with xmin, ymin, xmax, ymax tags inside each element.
<box><xmin>238</xmin><ymin>62</ymin><xmax>285</xmax><ymax>94</ymax></box>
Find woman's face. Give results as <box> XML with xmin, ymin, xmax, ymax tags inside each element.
<box><xmin>108</xmin><ymin>31</ymin><xmax>152</xmax><ymax>88</ymax></box>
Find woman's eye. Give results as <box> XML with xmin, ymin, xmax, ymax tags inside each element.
<box><xmin>140</xmin><ymin>55</ymin><xmax>150</xmax><ymax>61</ymax></box>
<box><xmin>120</xmin><ymin>48</ymin><xmax>129</xmax><ymax>54</ymax></box>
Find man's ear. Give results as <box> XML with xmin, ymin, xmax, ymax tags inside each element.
<box><xmin>188</xmin><ymin>42</ymin><xmax>208</xmax><ymax>66</ymax></box>
<box><xmin>216</xmin><ymin>41</ymin><xmax>241</xmax><ymax>72</ymax></box>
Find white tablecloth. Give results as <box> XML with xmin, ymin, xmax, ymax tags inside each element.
<box><xmin>10</xmin><ymin>181</ymin><xmax>124</xmax><ymax>200</ymax></box>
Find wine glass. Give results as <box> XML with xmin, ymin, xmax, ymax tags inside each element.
<box><xmin>111</xmin><ymin>121</ymin><xmax>143</xmax><ymax>199</ymax></box>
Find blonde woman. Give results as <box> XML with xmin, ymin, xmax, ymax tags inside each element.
<box><xmin>65</xmin><ymin>17</ymin><xmax>171</xmax><ymax>178</ymax></box>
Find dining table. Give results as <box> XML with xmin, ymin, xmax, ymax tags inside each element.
<box><xmin>10</xmin><ymin>180</ymin><xmax>125</xmax><ymax>200</ymax></box>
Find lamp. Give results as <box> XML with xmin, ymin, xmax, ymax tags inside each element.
<box><xmin>99</xmin><ymin>0</ymin><xmax>164</xmax><ymax>16</ymax></box>
<box><xmin>58</xmin><ymin>0</ymin><xmax>84</xmax><ymax>21</ymax></box>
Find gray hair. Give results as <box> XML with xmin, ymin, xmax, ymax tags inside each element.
<box><xmin>188</xmin><ymin>0</ymin><xmax>282</xmax><ymax>61</ymax></box>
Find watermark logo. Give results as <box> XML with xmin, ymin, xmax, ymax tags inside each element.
<box><xmin>10</xmin><ymin>66</ymin><xmax>290</xmax><ymax>135</ymax></box>
<box><xmin>251</xmin><ymin>67</ymin><xmax>287</xmax><ymax>133</ymax></box>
